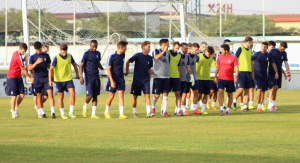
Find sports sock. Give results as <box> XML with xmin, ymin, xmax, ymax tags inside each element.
<box><xmin>182</xmin><ymin>105</ymin><xmax>187</xmax><ymax>112</ymax></box>
<box><xmin>83</xmin><ymin>102</ymin><xmax>88</xmax><ymax>109</ymax></box>
<box><xmin>34</xmin><ymin>105</ymin><xmax>37</xmax><ymax>109</ymax></box>
<box><xmin>146</xmin><ymin>105</ymin><xmax>150</xmax><ymax>114</ymax></box>
<box><xmin>258</xmin><ymin>104</ymin><xmax>262</xmax><ymax>108</ymax></box>
<box><xmin>11</xmin><ymin>110</ymin><xmax>16</xmax><ymax>115</ymax></box>
<box><xmin>192</xmin><ymin>103</ymin><xmax>197</xmax><ymax>111</ymax></box>
<box><xmin>243</xmin><ymin>105</ymin><xmax>247</xmax><ymax>109</ymax></box>
<box><xmin>70</xmin><ymin>105</ymin><xmax>74</xmax><ymax>113</ymax></box>
<box><xmin>200</xmin><ymin>100</ymin><xmax>202</xmax><ymax>107</ymax></box>
<box><xmin>249</xmin><ymin>101</ymin><xmax>253</xmax><ymax>105</ymax></box>
<box><xmin>268</xmin><ymin>100</ymin><xmax>273</xmax><ymax>108</ymax></box>
<box><xmin>105</xmin><ymin>105</ymin><xmax>110</xmax><ymax>113</ymax></box>
<box><xmin>119</xmin><ymin>106</ymin><xmax>124</xmax><ymax>116</ymax></box>
<box><xmin>162</xmin><ymin>96</ymin><xmax>168</xmax><ymax>113</ymax></box>
<box><xmin>50</xmin><ymin>107</ymin><xmax>55</xmax><ymax>114</ymax></box>
<box><xmin>40</xmin><ymin>108</ymin><xmax>45</xmax><ymax>115</ymax></box>
<box><xmin>92</xmin><ymin>106</ymin><xmax>96</xmax><ymax>116</ymax></box>
<box><xmin>263</xmin><ymin>97</ymin><xmax>269</xmax><ymax>104</ymax></box>
<box><xmin>226</xmin><ymin>107</ymin><xmax>230</xmax><ymax>112</ymax></box>
<box><xmin>233</xmin><ymin>98</ymin><xmax>237</xmax><ymax>103</ymax></box>
<box><xmin>272</xmin><ymin>100</ymin><xmax>275</xmax><ymax>106</ymax></box>
<box><xmin>240</xmin><ymin>103</ymin><xmax>243</xmax><ymax>106</ymax></box>
<box><xmin>132</xmin><ymin>107</ymin><xmax>137</xmax><ymax>113</ymax></box>
<box><xmin>208</xmin><ymin>99</ymin><xmax>211</xmax><ymax>103</ymax></box>
<box><xmin>161</xmin><ymin>104</ymin><xmax>163</xmax><ymax>112</ymax></box>
<box><xmin>59</xmin><ymin>108</ymin><xmax>65</xmax><ymax>116</ymax></box>
<box><xmin>174</xmin><ymin>107</ymin><xmax>177</xmax><ymax>113</ymax></box>
<box><xmin>37</xmin><ymin>109</ymin><xmax>41</xmax><ymax>115</ymax></box>
<box><xmin>186</xmin><ymin>99</ymin><xmax>189</xmax><ymax>106</ymax></box>
<box><xmin>152</xmin><ymin>96</ymin><xmax>158</xmax><ymax>108</ymax></box>
<box><xmin>15</xmin><ymin>106</ymin><xmax>18</xmax><ymax>111</ymax></box>
<box><xmin>201</xmin><ymin>104</ymin><xmax>206</xmax><ymax>111</ymax></box>
<box><xmin>220</xmin><ymin>106</ymin><xmax>224</xmax><ymax>111</ymax></box>
<box><xmin>212</xmin><ymin>102</ymin><xmax>216</xmax><ymax>107</ymax></box>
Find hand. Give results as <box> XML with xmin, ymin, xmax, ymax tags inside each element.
<box><xmin>234</xmin><ymin>78</ymin><xmax>238</xmax><ymax>84</ymax></box>
<box><xmin>252</xmin><ymin>72</ymin><xmax>254</xmax><ymax>80</ymax></box>
<box><xmin>283</xmin><ymin>73</ymin><xmax>287</xmax><ymax>80</ymax></box>
<box><xmin>49</xmin><ymin>81</ymin><xmax>53</xmax><ymax>87</ymax></box>
<box><xmin>275</xmin><ymin>73</ymin><xmax>279</xmax><ymax>80</ymax></box>
<box><xmin>287</xmin><ymin>75</ymin><xmax>291</xmax><ymax>81</ymax></box>
<box><xmin>80</xmin><ymin>77</ymin><xmax>84</xmax><ymax>85</ymax></box>
<box><xmin>30</xmin><ymin>77</ymin><xmax>34</xmax><ymax>83</ymax></box>
<box><xmin>36</xmin><ymin>57</ymin><xmax>43</xmax><ymax>64</ymax></box>
<box><xmin>76</xmin><ymin>75</ymin><xmax>80</xmax><ymax>79</ymax></box>
<box><xmin>124</xmin><ymin>70</ymin><xmax>129</xmax><ymax>76</ymax></box>
<box><xmin>163</xmin><ymin>45</ymin><xmax>168</xmax><ymax>52</ymax></box>
<box><xmin>190</xmin><ymin>74</ymin><xmax>195</xmax><ymax>86</ymax></box>
<box><xmin>110</xmin><ymin>81</ymin><xmax>116</xmax><ymax>88</ymax></box>
<box><xmin>214</xmin><ymin>77</ymin><xmax>218</xmax><ymax>84</ymax></box>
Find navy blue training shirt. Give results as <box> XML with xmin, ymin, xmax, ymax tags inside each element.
<box><xmin>51</xmin><ymin>54</ymin><xmax>75</xmax><ymax>67</ymax></box>
<box><xmin>181</xmin><ymin>54</ymin><xmax>190</xmax><ymax>65</ymax></box>
<box><xmin>268</xmin><ymin>48</ymin><xmax>288</xmax><ymax>76</ymax></box>
<box><xmin>29</xmin><ymin>52</ymin><xmax>51</xmax><ymax>78</ymax></box>
<box><xmin>128</xmin><ymin>52</ymin><xmax>153</xmax><ymax>82</ymax></box>
<box><xmin>108</xmin><ymin>52</ymin><xmax>125</xmax><ymax>81</ymax></box>
<box><xmin>251</xmin><ymin>51</ymin><xmax>275</xmax><ymax>76</ymax></box>
<box><xmin>81</xmin><ymin>50</ymin><xmax>101</xmax><ymax>77</ymax></box>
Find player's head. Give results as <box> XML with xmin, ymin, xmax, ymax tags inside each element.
<box><xmin>213</xmin><ymin>46</ymin><xmax>219</xmax><ymax>56</ymax></box>
<box><xmin>19</xmin><ymin>43</ymin><xmax>28</xmax><ymax>55</ymax></box>
<box><xmin>278</xmin><ymin>41</ymin><xmax>287</xmax><ymax>53</ymax></box>
<box><xmin>117</xmin><ymin>41</ymin><xmax>128</xmax><ymax>54</ymax></box>
<box><xmin>223</xmin><ymin>39</ymin><xmax>231</xmax><ymax>46</ymax></box>
<box><xmin>159</xmin><ymin>39</ymin><xmax>169</xmax><ymax>49</ymax></box>
<box><xmin>220</xmin><ymin>44</ymin><xmax>230</xmax><ymax>55</ymax></box>
<box><xmin>206</xmin><ymin>46</ymin><xmax>215</xmax><ymax>56</ymax></box>
<box><xmin>42</xmin><ymin>44</ymin><xmax>49</xmax><ymax>53</ymax></box>
<box><xmin>261</xmin><ymin>42</ymin><xmax>268</xmax><ymax>53</ymax></box>
<box><xmin>60</xmin><ymin>43</ymin><xmax>68</xmax><ymax>56</ymax></box>
<box><xmin>244</xmin><ymin>36</ymin><xmax>253</xmax><ymax>49</ymax></box>
<box><xmin>200</xmin><ymin>42</ymin><xmax>207</xmax><ymax>53</ymax></box>
<box><xmin>191</xmin><ymin>43</ymin><xmax>199</xmax><ymax>55</ymax></box>
<box><xmin>172</xmin><ymin>42</ymin><xmax>180</xmax><ymax>52</ymax></box>
<box><xmin>34</xmin><ymin>41</ymin><xmax>42</xmax><ymax>54</ymax></box>
<box><xmin>180</xmin><ymin>42</ymin><xmax>188</xmax><ymax>55</ymax></box>
<box><xmin>90</xmin><ymin>40</ymin><xmax>98</xmax><ymax>52</ymax></box>
<box><xmin>141</xmin><ymin>41</ymin><xmax>151</xmax><ymax>54</ymax></box>
<box><xmin>188</xmin><ymin>43</ymin><xmax>192</xmax><ymax>52</ymax></box>
<box><xmin>268</xmin><ymin>41</ymin><xmax>276</xmax><ymax>49</ymax></box>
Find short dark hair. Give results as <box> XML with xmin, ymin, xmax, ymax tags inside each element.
<box><xmin>207</xmin><ymin>46</ymin><xmax>215</xmax><ymax>54</ymax></box>
<box><xmin>262</xmin><ymin>42</ymin><xmax>268</xmax><ymax>47</ymax></box>
<box><xmin>223</xmin><ymin>39</ymin><xmax>231</xmax><ymax>44</ymax></box>
<box><xmin>188</xmin><ymin>43</ymin><xmax>192</xmax><ymax>47</ymax></box>
<box><xmin>244</xmin><ymin>36</ymin><xmax>253</xmax><ymax>42</ymax></box>
<box><xmin>19</xmin><ymin>43</ymin><xmax>28</xmax><ymax>50</ymax></box>
<box><xmin>221</xmin><ymin>44</ymin><xmax>230</xmax><ymax>52</ymax></box>
<box><xmin>159</xmin><ymin>39</ymin><xmax>169</xmax><ymax>46</ymax></box>
<box><xmin>34</xmin><ymin>41</ymin><xmax>42</xmax><ymax>49</ymax></box>
<box><xmin>60</xmin><ymin>43</ymin><xmax>68</xmax><ymax>51</ymax></box>
<box><xmin>117</xmin><ymin>41</ymin><xmax>128</xmax><ymax>48</ymax></box>
<box><xmin>268</xmin><ymin>41</ymin><xmax>276</xmax><ymax>47</ymax></box>
<box><xmin>141</xmin><ymin>41</ymin><xmax>150</xmax><ymax>49</ymax></box>
<box><xmin>280</xmin><ymin>41</ymin><xmax>288</xmax><ymax>48</ymax></box>
<box><xmin>90</xmin><ymin>40</ymin><xmax>98</xmax><ymax>44</ymax></box>
<box><xmin>173</xmin><ymin>41</ymin><xmax>180</xmax><ymax>47</ymax></box>
<box><xmin>42</xmin><ymin>44</ymin><xmax>49</xmax><ymax>49</ymax></box>
<box><xmin>180</xmin><ymin>42</ymin><xmax>188</xmax><ymax>47</ymax></box>
<box><xmin>201</xmin><ymin>42</ymin><xmax>207</xmax><ymax>46</ymax></box>
<box><xmin>192</xmin><ymin>43</ymin><xmax>200</xmax><ymax>48</ymax></box>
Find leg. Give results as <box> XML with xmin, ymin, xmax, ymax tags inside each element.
<box><xmin>181</xmin><ymin>93</ymin><xmax>187</xmax><ymax>106</ymax></box>
<box><xmin>106</xmin><ymin>92</ymin><xmax>115</xmax><ymax>107</ymax></box>
<box><xmin>175</xmin><ymin>91</ymin><xmax>181</xmax><ymax>109</ymax></box>
<box><xmin>132</xmin><ymin>95</ymin><xmax>138</xmax><ymax>108</ymax></box>
<box><xmin>256</xmin><ymin>89</ymin><xmax>262</xmax><ymax>105</ymax></box>
<box><xmin>243</xmin><ymin>89</ymin><xmax>249</xmax><ymax>105</ymax></box>
<box><xmin>145</xmin><ymin>94</ymin><xmax>152</xmax><ymax>116</ymax></box>
<box><xmin>10</xmin><ymin>96</ymin><xmax>17</xmax><ymax>111</ymax></box>
<box><xmin>58</xmin><ymin>92</ymin><xmax>64</xmax><ymax>109</ymax></box>
<box><xmin>43</xmin><ymin>95</ymin><xmax>48</xmax><ymax>103</ymax></box>
<box><xmin>85</xmin><ymin>95</ymin><xmax>93</xmax><ymax>104</ymax></box>
<box><xmin>46</xmin><ymin>89</ymin><xmax>55</xmax><ymax>108</ymax></box>
<box><xmin>227</xmin><ymin>93</ymin><xmax>233</xmax><ymax>108</ymax></box>
<box><xmin>36</xmin><ymin>93</ymin><xmax>43</xmax><ymax>109</ymax></box>
<box><xmin>218</xmin><ymin>89</ymin><xmax>224</xmax><ymax>108</ymax></box>
<box><xmin>118</xmin><ymin>90</ymin><xmax>126</xmax><ymax>117</ymax></box>
<box><xmin>68</xmin><ymin>88</ymin><xmax>76</xmax><ymax>106</ymax></box>
<box><xmin>16</xmin><ymin>94</ymin><xmax>25</xmax><ymax>107</ymax></box>
<box><xmin>234</xmin><ymin>88</ymin><xmax>244</xmax><ymax>101</ymax></box>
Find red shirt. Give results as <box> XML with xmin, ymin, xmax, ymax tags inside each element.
<box><xmin>217</xmin><ymin>54</ymin><xmax>238</xmax><ymax>80</ymax></box>
<box><xmin>7</xmin><ymin>51</ymin><xmax>24</xmax><ymax>78</ymax></box>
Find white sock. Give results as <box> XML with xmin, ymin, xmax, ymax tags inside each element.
<box><xmin>272</xmin><ymin>100</ymin><xmax>275</xmax><ymax>106</ymax></box>
<box><xmin>175</xmin><ymin>107</ymin><xmax>177</xmax><ymax>113</ymax></box>
<box><xmin>269</xmin><ymin>100</ymin><xmax>273</xmax><ymax>108</ymax></box>
<box><xmin>34</xmin><ymin>105</ymin><xmax>37</xmax><ymax>109</ymax></box>
<box><xmin>263</xmin><ymin>97</ymin><xmax>269</xmax><ymax>105</ymax></box>
<box><xmin>37</xmin><ymin>109</ymin><xmax>41</xmax><ymax>115</ymax></box>
<box><xmin>177</xmin><ymin>107</ymin><xmax>181</xmax><ymax>113</ymax></box>
<box><xmin>200</xmin><ymin>100</ymin><xmax>202</xmax><ymax>107</ymax></box>
<box><xmin>233</xmin><ymin>98</ymin><xmax>237</xmax><ymax>103</ymax></box>
<box><xmin>208</xmin><ymin>99</ymin><xmax>211</xmax><ymax>103</ymax></box>
<box><xmin>83</xmin><ymin>102</ymin><xmax>88</xmax><ymax>109</ymax></box>
<box><xmin>51</xmin><ymin>107</ymin><xmax>55</xmax><ymax>114</ymax></box>
<box><xmin>249</xmin><ymin>101</ymin><xmax>253</xmax><ymax>105</ymax></box>
<box><xmin>146</xmin><ymin>105</ymin><xmax>150</xmax><ymax>114</ymax></box>
<box><xmin>192</xmin><ymin>103</ymin><xmax>197</xmax><ymax>111</ymax></box>
<box><xmin>69</xmin><ymin>105</ymin><xmax>74</xmax><ymax>113</ymax></box>
<box><xmin>132</xmin><ymin>107</ymin><xmax>137</xmax><ymax>113</ymax></box>
<box><xmin>226</xmin><ymin>107</ymin><xmax>230</xmax><ymax>112</ymax></box>
<box><xmin>152</xmin><ymin>96</ymin><xmax>158</xmax><ymax>108</ymax></box>
<box><xmin>40</xmin><ymin>108</ymin><xmax>45</xmax><ymax>114</ymax></box>
<box><xmin>11</xmin><ymin>110</ymin><xmax>16</xmax><ymax>115</ymax></box>
<box><xmin>244</xmin><ymin>105</ymin><xmax>247</xmax><ymax>109</ymax></box>
<box><xmin>105</xmin><ymin>105</ymin><xmax>110</xmax><ymax>113</ymax></box>
<box><xmin>119</xmin><ymin>106</ymin><xmax>124</xmax><ymax>116</ymax></box>
<box><xmin>92</xmin><ymin>106</ymin><xmax>96</xmax><ymax>116</ymax></box>
<box><xmin>59</xmin><ymin>108</ymin><xmax>65</xmax><ymax>116</ymax></box>
<box><xmin>161</xmin><ymin>104</ymin><xmax>163</xmax><ymax>112</ymax></box>
<box><xmin>15</xmin><ymin>106</ymin><xmax>18</xmax><ymax>111</ymax></box>
<box><xmin>182</xmin><ymin>105</ymin><xmax>187</xmax><ymax>112</ymax></box>
<box><xmin>186</xmin><ymin>99</ymin><xmax>189</xmax><ymax>106</ymax></box>
<box><xmin>212</xmin><ymin>102</ymin><xmax>216</xmax><ymax>107</ymax></box>
<box><xmin>162</xmin><ymin>96</ymin><xmax>168</xmax><ymax>113</ymax></box>
<box><xmin>258</xmin><ymin>104</ymin><xmax>262</xmax><ymax>108</ymax></box>
<box><xmin>220</xmin><ymin>106</ymin><xmax>224</xmax><ymax>111</ymax></box>
<box><xmin>240</xmin><ymin>103</ymin><xmax>243</xmax><ymax>106</ymax></box>
<box><xmin>201</xmin><ymin>104</ymin><xmax>206</xmax><ymax>111</ymax></box>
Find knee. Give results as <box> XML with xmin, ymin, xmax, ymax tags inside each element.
<box><xmin>19</xmin><ymin>94</ymin><xmax>25</xmax><ymax>99</ymax></box>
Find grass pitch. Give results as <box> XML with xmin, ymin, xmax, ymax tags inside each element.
<box><xmin>0</xmin><ymin>90</ymin><xmax>300</xmax><ymax>163</ymax></box>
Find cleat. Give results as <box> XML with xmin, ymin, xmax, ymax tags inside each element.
<box><xmin>42</xmin><ymin>114</ymin><xmax>47</xmax><ymax>118</ymax></box>
<box><xmin>91</xmin><ymin>115</ymin><xmax>100</xmax><ymax>119</ymax></box>
<box><xmin>240</xmin><ymin>104</ymin><xmax>244</xmax><ymax>110</ymax></box>
<box><xmin>180</xmin><ymin>112</ymin><xmax>184</xmax><ymax>116</ymax></box>
<box><xmin>82</xmin><ymin>108</ymin><xmax>87</xmax><ymax>118</ymax></box>
<box><xmin>271</xmin><ymin>106</ymin><xmax>277</xmax><ymax>112</ymax></box>
<box><xmin>257</xmin><ymin>107</ymin><xmax>263</xmax><ymax>112</ymax></box>
<box><xmin>201</xmin><ymin>110</ymin><xmax>208</xmax><ymax>115</ymax></box>
<box><xmin>133</xmin><ymin>112</ymin><xmax>139</xmax><ymax>118</ymax></box>
<box><xmin>69</xmin><ymin>112</ymin><xmax>76</xmax><ymax>118</ymax></box>
<box><xmin>147</xmin><ymin>113</ymin><xmax>153</xmax><ymax>118</ymax></box>
<box><xmin>119</xmin><ymin>114</ymin><xmax>128</xmax><ymax>119</ymax></box>
<box><xmin>243</xmin><ymin>108</ymin><xmax>251</xmax><ymax>112</ymax></box>
<box><xmin>225</xmin><ymin>111</ymin><xmax>229</xmax><ymax>115</ymax></box>
<box><xmin>207</xmin><ymin>102</ymin><xmax>211</xmax><ymax>109</ymax></box>
<box><xmin>151</xmin><ymin>113</ymin><xmax>155</xmax><ymax>117</ymax></box>
<box><xmin>174</xmin><ymin>112</ymin><xmax>177</xmax><ymax>116</ymax></box>
<box><xmin>12</xmin><ymin>113</ymin><xmax>18</xmax><ymax>119</ymax></box>
<box><xmin>38</xmin><ymin>114</ymin><xmax>42</xmax><ymax>118</ymax></box>
<box><xmin>248</xmin><ymin>104</ymin><xmax>255</xmax><ymax>110</ymax></box>
<box><xmin>192</xmin><ymin>109</ymin><xmax>202</xmax><ymax>115</ymax></box>
<box><xmin>211</xmin><ymin>106</ymin><xmax>216</xmax><ymax>110</ymax></box>
<box><xmin>15</xmin><ymin>110</ymin><xmax>19</xmax><ymax>118</ymax></box>
<box><xmin>262</xmin><ymin>104</ymin><xmax>267</xmax><ymax>111</ymax></box>
<box><xmin>51</xmin><ymin>113</ymin><xmax>56</xmax><ymax>119</ymax></box>
<box><xmin>183</xmin><ymin>111</ymin><xmax>189</xmax><ymax>115</ymax></box>
<box><xmin>34</xmin><ymin>107</ymin><xmax>38</xmax><ymax>115</ymax></box>
<box><xmin>151</xmin><ymin>108</ymin><xmax>155</xmax><ymax>114</ymax></box>
<box><xmin>275</xmin><ymin>106</ymin><xmax>278</xmax><ymax>110</ymax></box>
<box><xmin>176</xmin><ymin>111</ymin><xmax>182</xmax><ymax>116</ymax></box>
<box><xmin>162</xmin><ymin>112</ymin><xmax>171</xmax><ymax>117</ymax></box>
<box><xmin>161</xmin><ymin>110</ymin><xmax>163</xmax><ymax>116</ymax></box>
<box><xmin>220</xmin><ymin>110</ymin><xmax>224</xmax><ymax>116</ymax></box>
<box><xmin>104</xmin><ymin>112</ymin><xmax>111</xmax><ymax>119</ymax></box>
<box><xmin>61</xmin><ymin>114</ymin><xmax>68</xmax><ymax>119</ymax></box>
<box><xmin>233</xmin><ymin>102</ymin><xmax>237</xmax><ymax>111</ymax></box>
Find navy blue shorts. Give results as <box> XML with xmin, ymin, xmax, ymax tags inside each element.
<box><xmin>218</xmin><ymin>79</ymin><xmax>235</xmax><ymax>93</ymax></box>
<box><xmin>180</xmin><ymin>81</ymin><xmax>186</xmax><ymax>95</ymax></box>
<box><xmin>236</xmin><ymin>72</ymin><xmax>253</xmax><ymax>89</ymax></box>
<box><xmin>254</xmin><ymin>74</ymin><xmax>267</xmax><ymax>92</ymax></box>
<box><xmin>152</xmin><ymin>78</ymin><xmax>170</xmax><ymax>94</ymax></box>
<box><xmin>198</xmin><ymin>80</ymin><xmax>211</xmax><ymax>94</ymax></box>
<box><xmin>7</xmin><ymin>77</ymin><xmax>24</xmax><ymax>96</ymax></box>
<box><xmin>131</xmin><ymin>80</ymin><xmax>150</xmax><ymax>96</ymax></box>
<box><xmin>169</xmin><ymin>78</ymin><xmax>181</xmax><ymax>92</ymax></box>
<box><xmin>210</xmin><ymin>80</ymin><xmax>218</xmax><ymax>91</ymax></box>
<box><xmin>183</xmin><ymin>80</ymin><xmax>199</xmax><ymax>93</ymax></box>
<box><xmin>268</xmin><ymin>74</ymin><xmax>282</xmax><ymax>89</ymax></box>
<box><xmin>31</xmin><ymin>83</ymin><xmax>48</xmax><ymax>96</ymax></box>
<box><xmin>34</xmin><ymin>77</ymin><xmax>52</xmax><ymax>94</ymax></box>
<box><xmin>85</xmin><ymin>76</ymin><xmax>101</xmax><ymax>96</ymax></box>
<box><xmin>106</xmin><ymin>79</ymin><xmax>125</xmax><ymax>93</ymax></box>
<box><xmin>56</xmin><ymin>80</ymin><xmax>75</xmax><ymax>93</ymax></box>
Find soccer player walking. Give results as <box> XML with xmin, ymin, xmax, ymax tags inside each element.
<box><xmin>80</xmin><ymin>40</ymin><xmax>104</xmax><ymax>119</ymax></box>
<box><xmin>105</xmin><ymin>41</ymin><xmax>129</xmax><ymax>119</ymax></box>
<box><xmin>214</xmin><ymin>44</ymin><xmax>239</xmax><ymax>115</ymax></box>
<box><xmin>49</xmin><ymin>43</ymin><xmax>80</xmax><ymax>119</ymax></box>
<box><xmin>196</xmin><ymin>42</ymin><xmax>207</xmax><ymax>109</ymax></box>
<box><xmin>7</xmin><ymin>43</ymin><xmax>34</xmax><ymax>118</ymax></box>
<box><xmin>126</xmin><ymin>41</ymin><xmax>154</xmax><ymax>118</ymax></box>
<box><xmin>207</xmin><ymin>47</ymin><xmax>218</xmax><ymax>110</ymax></box>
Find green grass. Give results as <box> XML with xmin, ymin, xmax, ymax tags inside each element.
<box><xmin>0</xmin><ymin>90</ymin><xmax>300</xmax><ymax>163</ymax></box>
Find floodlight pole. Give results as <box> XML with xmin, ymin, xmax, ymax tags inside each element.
<box><xmin>180</xmin><ymin>0</ymin><xmax>187</xmax><ymax>42</ymax></box>
<box><xmin>219</xmin><ymin>0</ymin><xmax>222</xmax><ymax>37</ymax></box>
<box><xmin>263</xmin><ymin>0</ymin><xmax>265</xmax><ymax>37</ymax></box>
<box><xmin>5</xmin><ymin>0</ymin><xmax>8</xmax><ymax>66</ymax></box>
<box><xmin>107</xmin><ymin>1</ymin><xmax>110</xmax><ymax>42</ymax></box>
<box><xmin>39</xmin><ymin>0</ymin><xmax>41</xmax><ymax>41</ymax></box>
<box><xmin>22</xmin><ymin>0</ymin><xmax>30</xmax><ymax>68</ymax></box>
<box><xmin>73</xmin><ymin>0</ymin><xmax>76</xmax><ymax>48</ymax></box>
<box><xmin>145</xmin><ymin>2</ymin><xmax>147</xmax><ymax>40</ymax></box>
<box><xmin>169</xmin><ymin>3</ymin><xmax>172</xmax><ymax>42</ymax></box>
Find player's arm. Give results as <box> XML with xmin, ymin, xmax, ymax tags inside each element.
<box><xmin>148</xmin><ymin>68</ymin><xmax>152</xmax><ymax>82</ymax></box>
<box><xmin>49</xmin><ymin>66</ymin><xmax>54</xmax><ymax>87</ymax></box>
<box><xmin>214</xmin><ymin>64</ymin><xmax>220</xmax><ymax>84</ymax></box>
<box><xmin>98</xmin><ymin>62</ymin><xmax>104</xmax><ymax>70</ymax></box>
<box><xmin>153</xmin><ymin>47</ymin><xmax>168</xmax><ymax>60</ymax></box>
<box><xmin>251</xmin><ymin>61</ymin><xmax>255</xmax><ymax>79</ymax></box>
<box><xmin>79</xmin><ymin>62</ymin><xmax>85</xmax><ymax>85</ymax></box>
<box><xmin>28</xmin><ymin>57</ymin><xmax>43</xmax><ymax>71</ymax></box>
<box><xmin>281</xmin><ymin>68</ymin><xmax>287</xmax><ymax>79</ymax></box>
<box><xmin>234</xmin><ymin>65</ymin><xmax>239</xmax><ymax>84</ymax></box>
<box><xmin>271</xmin><ymin>63</ymin><xmax>279</xmax><ymax>79</ymax></box>
<box><xmin>178</xmin><ymin>66</ymin><xmax>181</xmax><ymax>79</ymax></box>
<box><xmin>284</xmin><ymin>61</ymin><xmax>291</xmax><ymax>81</ymax></box>
<box><xmin>187</xmin><ymin>65</ymin><xmax>192</xmax><ymax>75</ymax></box>
<box><xmin>107</xmin><ymin>65</ymin><xmax>115</xmax><ymax>88</ymax></box>
<box><xmin>20</xmin><ymin>66</ymin><xmax>33</xmax><ymax>82</ymax></box>
<box><xmin>72</xmin><ymin>62</ymin><xmax>80</xmax><ymax>79</ymax></box>
<box><xmin>125</xmin><ymin>60</ymin><xmax>130</xmax><ymax>76</ymax></box>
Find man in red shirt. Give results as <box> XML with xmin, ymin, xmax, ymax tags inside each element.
<box><xmin>214</xmin><ymin>44</ymin><xmax>239</xmax><ymax>116</ymax></box>
<box><xmin>7</xmin><ymin>43</ymin><xmax>34</xmax><ymax>118</ymax></box>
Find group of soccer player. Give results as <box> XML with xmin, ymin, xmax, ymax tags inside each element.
<box><xmin>6</xmin><ymin>36</ymin><xmax>291</xmax><ymax>119</ymax></box>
